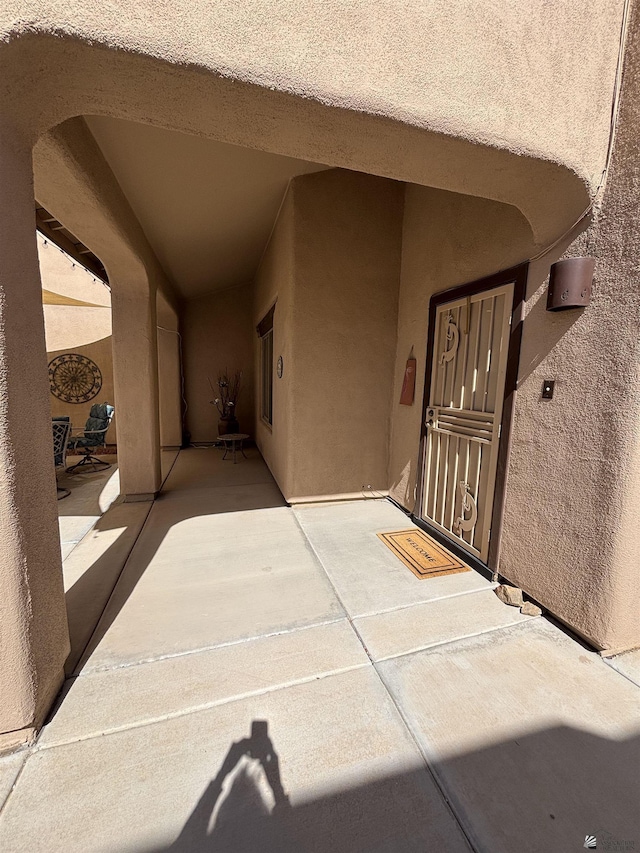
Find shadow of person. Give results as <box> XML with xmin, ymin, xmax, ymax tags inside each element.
<box><xmin>168</xmin><ymin>720</ymin><xmax>291</xmax><ymax>852</ymax></box>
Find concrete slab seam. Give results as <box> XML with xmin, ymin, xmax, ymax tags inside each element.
<box><xmin>371</xmin><ymin>660</ymin><xmax>480</xmax><ymax>853</ymax></box>
<box><xmin>290</xmin><ymin>511</ymin><xmax>377</xmax><ymax>663</ymax></box>
<box><xmin>71</xmin><ymin>500</ymin><xmax>159</xmax><ymax>674</ymax></box>
<box><xmin>290</xmin><ymin>505</ymin><xmax>494</xmax><ymax>620</ymax></box>
<box><xmin>363</xmin><ymin>616</ymin><xmax>536</xmax><ymax>663</ymax></box>
<box><xmin>34</xmin><ymin>662</ymin><xmax>372</xmax><ymax>752</ymax></box>
<box><xmin>77</xmin><ymin>616</ymin><xmax>349</xmax><ymax>676</ymax></box>
<box><xmin>61</xmin><ymin>540</ymin><xmax>80</xmax><ymax>563</ymax></box>
<box><xmin>0</xmin><ymin>752</ymin><xmax>29</xmax><ymax>822</ymax></box>
<box><xmin>352</xmin><ymin>584</ymin><xmax>499</xmax><ymax>620</ymax></box>
<box><xmin>160</xmin><ymin>474</ymin><xmax>280</xmax><ymax>496</ymax></box>
<box><xmin>602</xmin><ymin>658</ymin><xmax>640</xmax><ymax>689</ymax></box>
<box><xmin>160</xmin><ymin>449</ymin><xmax>181</xmax><ymax>489</ymax></box>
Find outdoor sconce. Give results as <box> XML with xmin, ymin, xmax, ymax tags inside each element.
<box><xmin>546</xmin><ymin>257</ymin><xmax>595</xmax><ymax>311</ymax></box>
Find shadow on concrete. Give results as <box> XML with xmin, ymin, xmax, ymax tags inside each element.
<box><xmin>168</xmin><ymin>720</ymin><xmax>289</xmax><ymax>852</ymax></box>
<box><xmin>63</xmin><ymin>502</ymin><xmax>152</xmax><ymax>674</ymax></box>
<box><xmin>132</xmin><ymin>720</ymin><xmax>640</xmax><ymax>853</ymax></box>
<box><xmin>63</xmin><ymin>448</ymin><xmax>287</xmax><ymax>675</ymax></box>
<box><xmin>56</xmin><ymin>457</ymin><xmax>119</xmax><ymax>519</ymax></box>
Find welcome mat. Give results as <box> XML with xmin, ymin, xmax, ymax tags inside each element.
<box><xmin>377</xmin><ymin>529</ymin><xmax>470</xmax><ymax>579</ymax></box>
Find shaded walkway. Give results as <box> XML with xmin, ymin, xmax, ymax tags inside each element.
<box><xmin>60</xmin><ymin>449</ymin><xmax>179</xmax><ymax>673</ymax></box>
<box><xmin>1</xmin><ymin>447</ymin><xmax>639</xmax><ymax>851</ymax></box>
<box><xmin>57</xmin><ymin>454</ymin><xmax>120</xmax><ymax>563</ymax></box>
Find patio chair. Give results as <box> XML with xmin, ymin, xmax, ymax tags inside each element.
<box><xmin>66</xmin><ymin>403</ymin><xmax>115</xmax><ymax>474</ymax></box>
<box><xmin>52</xmin><ymin>417</ymin><xmax>72</xmax><ymax>499</ymax></box>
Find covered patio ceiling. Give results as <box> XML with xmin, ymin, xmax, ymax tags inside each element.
<box><xmin>83</xmin><ymin>116</ymin><xmax>328</xmax><ymax>300</ymax></box>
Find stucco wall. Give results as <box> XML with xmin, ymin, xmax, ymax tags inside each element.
<box><xmin>254</xmin><ymin>169</ymin><xmax>403</xmax><ymax>501</ymax></box>
<box><xmin>253</xmin><ymin>190</ymin><xmax>295</xmax><ymax>496</ymax></box>
<box><xmin>43</xmin><ymin>303</ymin><xmax>111</xmax><ymax>354</ymax></box>
<box><xmin>183</xmin><ymin>284</ymin><xmax>255</xmax><ymax>444</ymax></box>
<box><xmin>37</xmin><ymin>230</ymin><xmax>110</xmax><ymax>316</ymax></box>
<box><xmin>390</xmin><ymin>150</ymin><xmax>640</xmax><ymax>652</ymax></box>
<box><xmin>0</xmin><ymin>0</ymin><xmax>634</xmax><ymax>747</ymax></box>
<box><xmin>1</xmin><ymin>1</ymin><xmax>628</xmax><ymax>250</ymax></box>
<box><xmin>389</xmin><ymin>184</ymin><xmax>536</xmax><ymax>511</ymax></box>
<box><xmin>47</xmin><ymin>337</ymin><xmax>116</xmax><ymax>442</ymax></box>
<box><xmin>288</xmin><ymin>170</ymin><xmax>403</xmax><ymax>500</ymax></box>
<box><xmin>156</xmin><ymin>292</ymin><xmax>182</xmax><ymax>448</ymax></box>
<box><xmin>0</xmin><ymin>0</ymin><xmax>623</xmax><ymax>192</ymax></box>
<box><xmin>34</xmin><ymin>118</ymin><xmax>176</xmax><ymax>499</ymax></box>
<box><xmin>499</xmin><ymin>0</ymin><xmax>640</xmax><ymax>652</ymax></box>
<box><xmin>499</xmin><ymin>238</ymin><xmax>640</xmax><ymax>651</ymax></box>
<box><xmin>38</xmin><ymin>229</ymin><xmax>116</xmax><ymax>442</ymax></box>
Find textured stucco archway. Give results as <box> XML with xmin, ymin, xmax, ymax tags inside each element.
<box><xmin>0</xmin><ymin>0</ymin><xmax>629</xmax><ymax>247</ymax></box>
<box><xmin>0</xmin><ymin>0</ymin><xmax>630</xmax><ymax>747</ymax></box>
<box><xmin>34</xmin><ymin>120</ymin><xmax>167</xmax><ymax>499</ymax></box>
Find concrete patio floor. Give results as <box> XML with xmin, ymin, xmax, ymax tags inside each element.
<box><xmin>1</xmin><ymin>447</ymin><xmax>639</xmax><ymax>852</ymax></box>
<box><xmin>57</xmin><ymin>451</ymin><xmax>179</xmax><ymax>564</ymax></box>
<box><xmin>57</xmin><ymin>454</ymin><xmax>121</xmax><ymax>563</ymax></box>
<box><xmin>58</xmin><ymin>450</ymin><xmax>179</xmax><ymax>673</ymax></box>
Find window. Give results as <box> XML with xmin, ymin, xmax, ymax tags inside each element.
<box><xmin>260</xmin><ymin>328</ymin><xmax>273</xmax><ymax>425</ymax></box>
<box><xmin>257</xmin><ymin>305</ymin><xmax>275</xmax><ymax>426</ymax></box>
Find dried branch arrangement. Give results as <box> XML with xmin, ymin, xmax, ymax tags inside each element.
<box><xmin>209</xmin><ymin>370</ymin><xmax>242</xmax><ymax>419</ymax></box>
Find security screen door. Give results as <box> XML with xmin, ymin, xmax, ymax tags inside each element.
<box><xmin>420</xmin><ymin>282</ymin><xmax>514</xmax><ymax>562</ymax></box>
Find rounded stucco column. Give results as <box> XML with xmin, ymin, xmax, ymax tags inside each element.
<box><xmin>111</xmin><ymin>279</ymin><xmax>162</xmax><ymax>499</ymax></box>
<box><xmin>0</xmin><ymin>132</ymin><xmax>70</xmax><ymax>750</ymax></box>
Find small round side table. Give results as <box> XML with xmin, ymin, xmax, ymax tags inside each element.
<box><xmin>217</xmin><ymin>433</ymin><xmax>249</xmax><ymax>464</ymax></box>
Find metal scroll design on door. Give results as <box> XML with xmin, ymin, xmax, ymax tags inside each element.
<box><xmin>439</xmin><ymin>317</ymin><xmax>460</xmax><ymax>364</ymax></box>
<box><xmin>454</xmin><ymin>481</ymin><xmax>478</xmax><ymax>534</ymax></box>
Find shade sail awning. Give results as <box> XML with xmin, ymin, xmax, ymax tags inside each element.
<box><xmin>42</xmin><ymin>289</ymin><xmax>107</xmax><ymax>308</ymax></box>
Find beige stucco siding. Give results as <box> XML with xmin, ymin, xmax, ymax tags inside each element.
<box><xmin>388</xmin><ymin>184</ymin><xmax>536</xmax><ymax>510</ymax></box>
<box><xmin>0</xmin><ymin>0</ymin><xmax>637</xmax><ymax>750</ymax></box>
<box><xmin>156</xmin><ymin>294</ymin><xmax>182</xmax><ymax>450</ymax></box>
<box><xmin>0</xmin><ymin>138</ymin><xmax>70</xmax><ymax>745</ymax></box>
<box><xmin>43</xmin><ymin>305</ymin><xmax>111</xmax><ymax>354</ymax></box>
<box><xmin>287</xmin><ymin>170</ymin><xmax>403</xmax><ymax>500</ymax></box>
<box><xmin>502</xmin><ymin>237</ymin><xmax>640</xmax><ymax>651</ymax></box>
<box><xmin>390</xmin><ymin>148</ymin><xmax>640</xmax><ymax>653</ymax></box>
<box><xmin>0</xmin><ymin>1</ymin><xmax>623</xmax><ymax>179</ymax></box>
<box><xmin>2</xmin><ymin>2</ymin><xmax>628</xmax><ymax>250</ymax></box>
<box><xmin>38</xmin><ymin>229</ymin><xmax>117</xmax><ymax>440</ymax></box>
<box><xmin>253</xmin><ymin>190</ymin><xmax>295</xmax><ymax>497</ymax></box>
<box><xmin>500</xmin><ymin>0</ymin><xmax>640</xmax><ymax>651</ymax></box>
<box><xmin>183</xmin><ymin>284</ymin><xmax>255</xmax><ymax>445</ymax></box>
<box><xmin>253</xmin><ymin>170</ymin><xmax>403</xmax><ymax>501</ymax></box>
<box><xmin>47</xmin><ymin>337</ymin><xmax>116</xmax><ymax>438</ymax></box>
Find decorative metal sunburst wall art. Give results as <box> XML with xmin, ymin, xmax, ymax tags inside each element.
<box><xmin>48</xmin><ymin>354</ymin><xmax>102</xmax><ymax>403</ymax></box>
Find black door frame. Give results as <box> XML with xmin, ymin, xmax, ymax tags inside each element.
<box><xmin>412</xmin><ymin>262</ymin><xmax>529</xmax><ymax>577</ymax></box>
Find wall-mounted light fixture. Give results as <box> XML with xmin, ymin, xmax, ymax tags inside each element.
<box><xmin>546</xmin><ymin>257</ymin><xmax>595</xmax><ymax>311</ymax></box>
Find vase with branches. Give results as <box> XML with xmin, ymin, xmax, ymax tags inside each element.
<box><xmin>209</xmin><ymin>370</ymin><xmax>242</xmax><ymax>435</ymax></box>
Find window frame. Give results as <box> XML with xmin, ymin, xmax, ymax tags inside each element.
<box><xmin>260</xmin><ymin>327</ymin><xmax>274</xmax><ymax>426</ymax></box>
<box><xmin>257</xmin><ymin>305</ymin><xmax>275</xmax><ymax>427</ymax></box>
